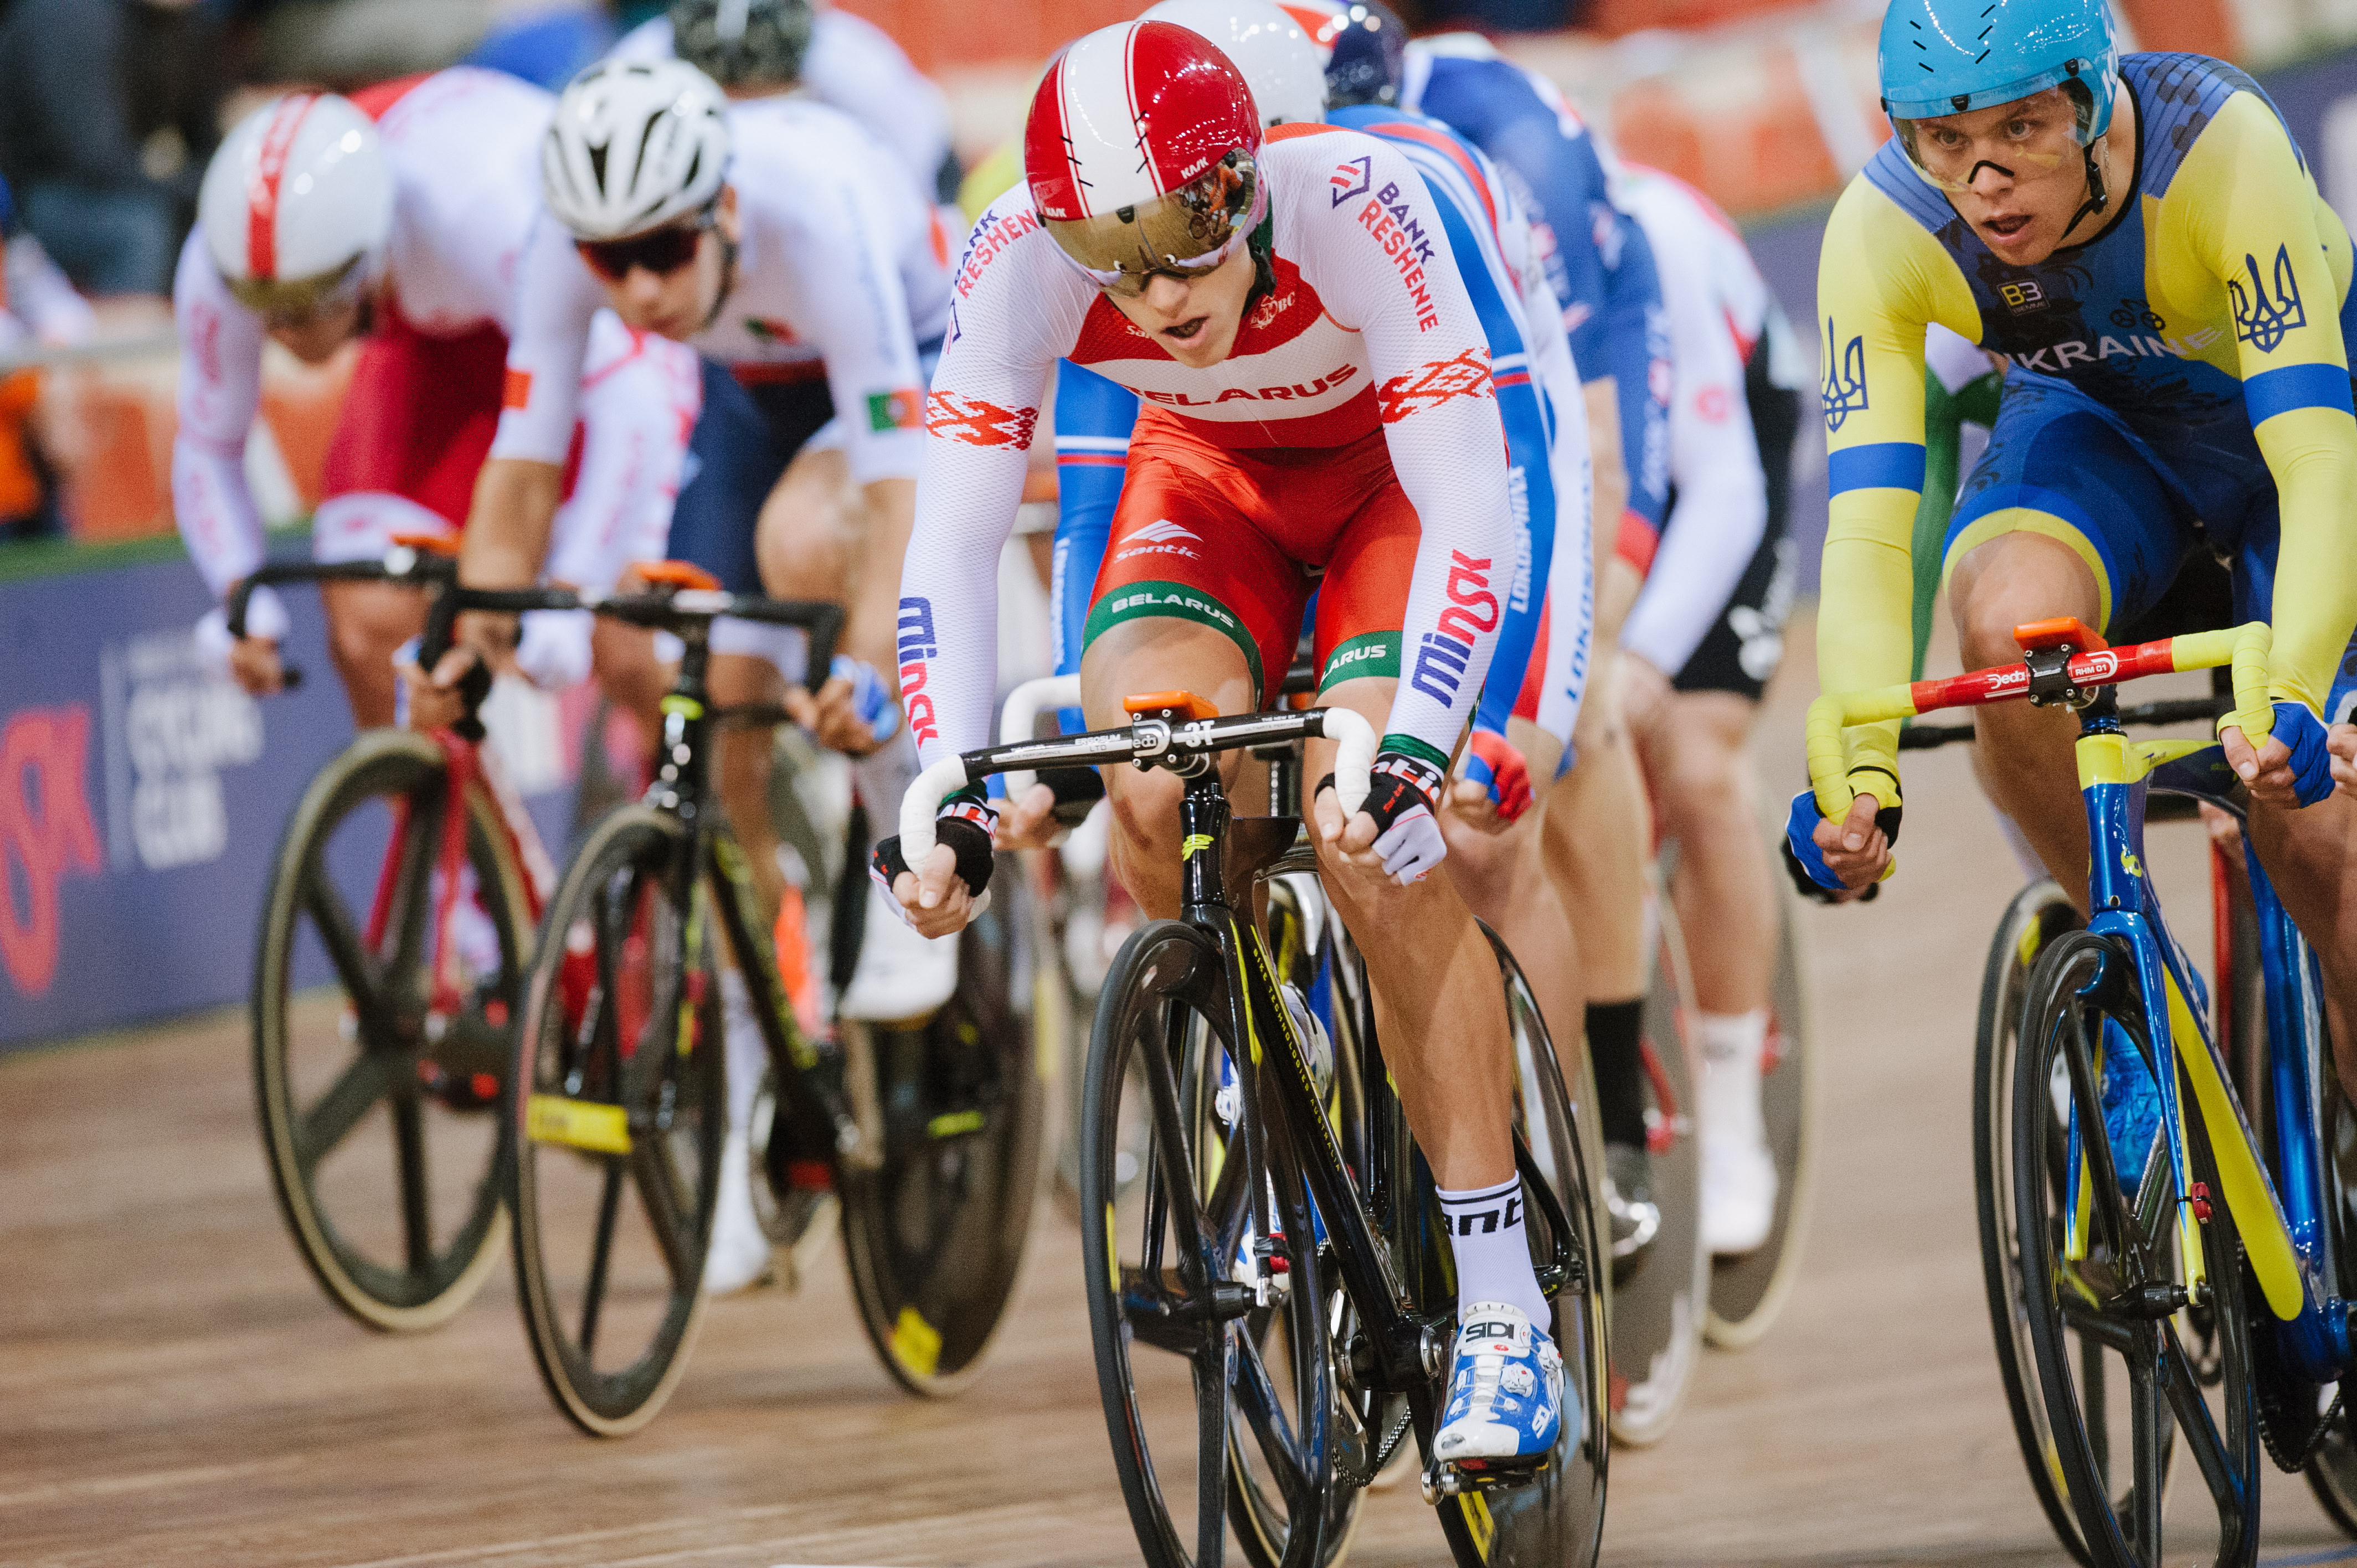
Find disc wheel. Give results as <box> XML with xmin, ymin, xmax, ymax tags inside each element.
<box><xmin>510</xmin><ymin>804</ymin><xmax>723</xmax><ymax>1437</ymax></box>
<box><xmin>1082</xmin><ymin>919</ymin><xmax>1341</xmax><ymax>1568</ymax></box>
<box><xmin>1975</xmin><ymin>879</ymin><xmax>2092</xmax><ymax>1561</ymax></box>
<box><xmin>2305</xmin><ymin>1071</ymin><xmax>2357</xmax><ymax>1531</ymax></box>
<box><xmin>1705</xmin><ymin>879</ymin><xmax>1818</xmax><ymax>1349</ymax></box>
<box><xmin>1608</xmin><ymin>883</ymin><xmax>1707</xmax><ymax>1446</ymax></box>
<box><xmin>841</xmin><ymin>852</ymin><xmax>1047</xmax><ymax>1396</ymax></box>
<box><xmin>2015</xmin><ymin>929</ymin><xmax>2260</xmax><ymax>1568</ymax></box>
<box><xmin>253</xmin><ymin>729</ymin><xmax>524</xmax><ymax>1332</ymax></box>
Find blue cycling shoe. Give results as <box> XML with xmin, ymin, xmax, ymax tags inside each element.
<box><xmin>1431</xmin><ymin>1302</ymin><xmax>1565</xmax><ymax>1480</ymax></box>
<box><xmin>2099</xmin><ymin>1018</ymin><xmax>2161</xmax><ymax>1196</ymax></box>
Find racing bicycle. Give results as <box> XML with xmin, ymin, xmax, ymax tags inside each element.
<box><xmin>903</xmin><ymin>690</ymin><xmax>1609</xmax><ymax>1568</ymax></box>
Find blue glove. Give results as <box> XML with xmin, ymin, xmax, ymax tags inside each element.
<box><xmin>1782</xmin><ymin>790</ymin><xmax>1845</xmax><ymax>897</ymax></box>
<box><xmin>832</xmin><ymin>655</ymin><xmax>903</xmax><ymax>746</ymax></box>
<box><xmin>2255</xmin><ymin>700</ymin><xmax>2333</xmax><ymax>807</ymax></box>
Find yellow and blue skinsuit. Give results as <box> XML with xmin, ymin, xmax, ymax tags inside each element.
<box><xmin>1816</xmin><ymin>51</ymin><xmax>2357</xmax><ymax>800</ymax></box>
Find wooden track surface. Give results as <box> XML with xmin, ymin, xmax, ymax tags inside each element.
<box><xmin>7</xmin><ymin>610</ymin><xmax>2357</xmax><ymax>1567</ymax></box>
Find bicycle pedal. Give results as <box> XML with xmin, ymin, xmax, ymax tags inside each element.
<box><xmin>1421</xmin><ymin>1453</ymin><xmax>1548</xmax><ymax>1504</ymax></box>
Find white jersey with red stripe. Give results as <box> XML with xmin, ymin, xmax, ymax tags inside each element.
<box><xmin>1611</xmin><ymin>162</ymin><xmax>1776</xmax><ymax>680</ymax></box>
<box><xmin>611</xmin><ymin>10</ymin><xmax>953</xmax><ymax>195</ymax></box>
<box><xmin>897</xmin><ymin>126</ymin><xmax>1515</xmax><ymax>772</ymax></box>
<box><xmin>493</xmin><ymin>96</ymin><xmax>951</xmax><ymax>487</ymax></box>
<box><xmin>170</xmin><ymin>68</ymin><xmax>698</xmax><ymax>623</ymax></box>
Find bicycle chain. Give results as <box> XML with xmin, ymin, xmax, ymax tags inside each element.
<box><xmin>1334</xmin><ymin>1398</ymin><xmax>1413</xmax><ymax>1489</ymax></box>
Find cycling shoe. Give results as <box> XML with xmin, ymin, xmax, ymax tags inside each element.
<box><xmin>1431</xmin><ymin>1302</ymin><xmax>1565</xmax><ymax>1482</ymax></box>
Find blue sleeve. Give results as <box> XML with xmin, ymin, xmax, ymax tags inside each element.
<box><xmin>1051</xmin><ymin>360</ymin><xmax>1139</xmax><ymax>726</ymax></box>
<box><xmin>1604</xmin><ymin>215</ymin><xmax>1672</xmax><ymax>544</ymax></box>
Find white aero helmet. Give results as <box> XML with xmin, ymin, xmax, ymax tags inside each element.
<box><xmin>1141</xmin><ymin>0</ymin><xmax>1328</xmax><ymax>127</ymax></box>
<box><xmin>543</xmin><ymin>58</ymin><xmax>731</xmax><ymax>241</ymax></box>
<box><xmin>199</xmin><ymin>94</ymin><xmax>393</xmax><ymax>318</ymax></box>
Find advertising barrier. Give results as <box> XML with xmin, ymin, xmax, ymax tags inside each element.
<box><xmin>0</xmin><ymin>544</ymin><xmax>584</xmax><ymax>1050</ymax></box>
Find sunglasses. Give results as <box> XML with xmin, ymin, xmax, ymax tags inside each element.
<box><xmin>228</xmin><ymin>254</ymin><xmax>368</xmax><ymax>326</ymax></box>
<box><xmin>576</xmin><ymin>208</ymin><xmax>718</xmax><ymax>283</ymax></box>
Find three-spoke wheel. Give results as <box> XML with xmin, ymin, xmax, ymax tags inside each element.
<box><xmin>253</xmin><ymin>729</ymin><xmax>526</xmax><ymax>1332</ymax></box>
<box><xmin>509</xmin><ymin>804</ymin><xmax>724</xmax><ymax>1437</ymax></box>
<box><xmin>2006</xmin><ymin>924</ymin><xmax>2259</xmax><ymax>1567</ymax></box>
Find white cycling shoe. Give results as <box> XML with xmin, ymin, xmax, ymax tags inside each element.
<box><xmin>839</xmin><ymin>878</ymin><xmax>959</xmax><ymax>1022</ymax></box>
<box><xmin>1432</xmin><ymin>1302</ymin><xmax>1565</xmax><ymax>1471</ymax></box>
<box><xmin>702</xmin><ymin>1128</ymin><xmax>774</xmax><ymax>1296</ymax></box>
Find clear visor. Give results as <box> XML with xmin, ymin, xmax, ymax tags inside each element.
<box><xmin>1043</xmin><ymin>152</ymin><xmax>1262</xmax><ymax>297</ymax></box>
<box><xmin>1894</xmin><ymin>83</ymin><xmax>2093</xmax><ymax>195</ymax></box>
<box><xmin>226</xmin><ymin>254</ymin><xmax>369</xmax><ymax>324</ymax></box>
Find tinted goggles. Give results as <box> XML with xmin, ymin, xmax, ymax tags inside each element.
<box><xmin>576</xmin><ymin>208</ymin><xmax>718</xmax><ymax>283</ymax></box>
<box><xmin>1042</xmin><ymin>154</ymin><xmax>1263</xmax><ymax>299</ymax></box>
<box><xmin>227</xmin><ymin>255</ymin><xmax>368</xmax><ymax>325</ymax></box>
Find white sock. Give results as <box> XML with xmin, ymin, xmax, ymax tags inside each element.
<box><xmin>1696</xmin><ymin>1009</ymin><xmax>1769</xmax><ymax>1149</ymax></box>
<box><xmin>854</xmin><ymin>728</ymin><xmax>922</xmax><ymax>849</ymax></box>
<box><xmin>1437</xmin><ymin>1177</ymin><xmax>1552</xmax><ymax>1328</ymax></box>
<box><xmin>721</xmin><ymin>968</ymin><xmax>765</xmax><ymax>1134</ymax></box>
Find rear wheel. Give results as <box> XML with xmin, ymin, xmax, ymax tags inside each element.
<box><xmin>252</xmin><ymin>729</ymin><xmax>523</xmax><ymax>1332</ymax></box>
<box><xmin>840</xmin><ymin>851</ymin><xmax>1047</xmax><ymax>1396</ymax></box>
<box><xmin>1706</xmin><ymin>880</ymin><xmax>1817</xmax><ymax>1349</ymax></box>
<box><xmin>509</xmin><ymin>804</ymin><xmax>723</xmax><ymax>1437</ymax></box>
<box><xmin>1608</xmin><ymin>883</ymin><xmax>1707</xmax><ymax>1446</ymax></box>
<box><xmin>1975</xmin><ymin>879</ymin><xmax>2091</xmax><ymax>1562</ymax></box>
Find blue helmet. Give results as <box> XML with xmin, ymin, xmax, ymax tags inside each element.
<box><xmin>1878</xmin><ymin>0</ymin><xmax>2118</xmax><ymax>142</ymax></box>
<box><xmin>1324</xmin><ymin>2</ymin><xmax>1408</xmax><ymax>110</ymax></box>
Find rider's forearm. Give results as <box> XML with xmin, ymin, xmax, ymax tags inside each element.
<box><xmin>460</xmin><ymin>458</ymin><xmax>564</xmax><ymax>590</ymax></box>
<box><xmin>853</xmin><ymin>476</ymin><xmax>917</xmax><ymax>683</ymax></box>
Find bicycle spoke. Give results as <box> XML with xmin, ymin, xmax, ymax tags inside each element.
<box><xmin>2128</xmin><ymin>1339</ymin><xmax>2165</xmax><ymax>1565</ymax></box>
<box><xmin>2060</xmin><ymin>1292</ymin><xmax>2139</xmax><ymax>1354</ymax></box>
<box><xmin>579</xmin><ymin>1157</ymin><xmax>626</xmax><ymax>1358</ymax></box>
<box><xmin>391</xmin><ymin>1090</ymin><xmax>434</xmax><ymax>1275</ymax></box>
<box><xmin>295</xmin><ymin>1052</ymin><xmax>396</xmax><ymax>1170</ymax></box>
<box><xmin>302</xmin><ymin>864</ymin><xmax>383</xmax><ymax>1015</ymax></box>
<box><xmin>1195</xmin><ymin>1326</ymin><xmax>1234</xmax><ymax>1568</ymax></box>
<box><xmin>385</xmin><ymin>801</ymin><xmax>442</xmax><ymax>989</ymax></box>
<box><xmin>2083</xmin><ymin>1332</ymin><xmax>2111</xmax><ymax>1479</ymax></box>
<box><xmin>1139</xmin><ymin>1002</ymin><xmax>1217</xmax><ymax>1287</ymax></box>
<box><xmin>2162</xmin><ymin>1317</ymin><xmax>2248</xmax><ymax>1536</ymax></box>
<box><xmin>631</xmin><ymin>1127</ymin><xmax>697</xmax><ymax>1285</ymax></box>
<box><xmin>1231</xmin><ymin>1326</ymin><xmax>1309</xmax><ymax>1509</ymax></box>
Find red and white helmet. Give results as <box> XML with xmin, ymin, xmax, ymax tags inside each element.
<box><xmin>1140</xmin><ymin>2</ymin><xmax>1327</xmax><ymax>128</ymax></box>
<box><xmin>1023</xmin><ymin>20</ymin><xmax>1265</xmax><ymax>294</ymax></box>
<box><xmin>199</xmin><ymin>94</ymin><xmax>393</xmax><ymax>318</ymax></box>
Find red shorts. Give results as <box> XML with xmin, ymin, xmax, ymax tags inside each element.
<box><xmin>320</xmin><ymin>310</ymin><xmax>510</xmax><ymax>528</ymax></box>
<box><xmin>1083</xmin><ymin>409</ymin><xmax>1419</xmax><ymax>702</ymax></box>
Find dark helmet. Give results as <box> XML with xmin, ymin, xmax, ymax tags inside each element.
<box><xmin>670</xmin><ymin>0</ymin><xmax>814</xmax><ymax>91</ymax></box>
<box><xmin>1323</xmin><ymin>2</ymin><xmax>1408</xmax><ymax>109</ymax></box>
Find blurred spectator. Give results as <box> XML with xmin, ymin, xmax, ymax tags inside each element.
<box><xmin>466</xmin><ymin>3</ymin><xmax>618</xmax><ymax>90</ymax></box>
<box><xmin>0</xmin><ymin>0</ymin><xmax>228</xmax><ymax>299</ymax></box>
<box><xmin>0</xmin><ymin>173</ymin><xmax>94</xmax><ymax>540</ymax></box>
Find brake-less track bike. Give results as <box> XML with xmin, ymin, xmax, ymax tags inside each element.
<box><xmin>904</xmin><ymin>689</ymin><xmax>1609</xmax><ymax>1568</ymax></box>
<box><xmin>1812</xmin><ymin>615</ymin><xmax>2357</xmax><ymax>1566</ymax></box>
<box><xmin>507</xmin><ymin>572</ymin><xmax>1042</xmax><ymax>1434</ymax></box>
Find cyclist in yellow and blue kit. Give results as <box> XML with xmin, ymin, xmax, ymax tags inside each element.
<box><xmin>1788</xmin><ymin>0</ymin><xmax>2357</xmax><ymax>1169</ymax></box>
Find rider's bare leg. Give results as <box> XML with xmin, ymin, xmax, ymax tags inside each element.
<box><xmin>589</xmin><ymin>616</ymin><xmax>667</xmax><ymax>768</ymax></box>
<box><xmin>1947</xmin><ymin>529</ymin><xmax>2102</xmax><ymax>910</ymax></box>
<box><xmin>1082</xmin><ymin>617</ymin><xmax>1516</xmax><ymax>1193</ymax></box>
<box><xmin>1639</xmin><ymin>692</ymin><xmax>1774</xmax><ymax>1016</ymax></box>
<box><xmin>756</xmin><ymin>446</ymin><xmax>853</xmax><ymax>638</ymax></box>
<box><xmin>321</xmin><ymin>579</ymin><xmax>424</xmax><ymax>729</ymax></box>
<box><xmin>708</xmin><ymin>650</ymin><xmax>786</xmax><ymax>924</ymax></box>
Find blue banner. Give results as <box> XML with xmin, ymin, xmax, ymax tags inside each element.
<box><xmin>0</xmin><ymin>551</ymin><xmax>586</xmax><ymax>1049</ymax></box>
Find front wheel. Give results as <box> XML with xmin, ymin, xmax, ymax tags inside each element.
<box><xmin>2015</xmin><ymin>929</ymin><xmax>2260</xmax><ymax>1568</ymax></box>
<box><xmin>508</xmin><ymin>804</ymin><xmax>723</xmax><ymax>1437</ymax></box>
<box><xmin>1082</xmin><ymin>919</ymin><xmax>1340</xmax><ymax>1568</ymax></box>
<box><xmin>252</xmin><ymin>729</ymin><xmax>523</xmax><ymax>1332</ymax></box>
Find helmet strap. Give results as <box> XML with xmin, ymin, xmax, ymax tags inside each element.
<box><xmin>1243</xmin><ymin>214</ymin><xmax>1277</xmax><ymax>313</ymax></box>
<box><xmin>700</xmin><ymin>231</ymin><xmax>740</xmax><ymax>334</ymax></box>
<box><xmin>2062</xmin><ymin>140</ymin><xmax>2109</xmax><ymax>244</ymax></box>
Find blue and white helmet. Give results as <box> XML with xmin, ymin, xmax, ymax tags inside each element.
<box><xmin>1878</xmin><ymin>0</ymin><xmax>2118</xmax><ymax>147</ymax></box>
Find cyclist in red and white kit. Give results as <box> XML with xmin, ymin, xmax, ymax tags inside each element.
<box><xmin>177</xmin><ymin>70</ymin><xmax>699</xmax><ymax>726</ymax></box>
<box><xmin>877</xmin><ymin>20</ymin><xmax>1563</xmax><ymax>1467</ymax></box>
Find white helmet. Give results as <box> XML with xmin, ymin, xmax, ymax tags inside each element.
<box><xmin>543</xmin><ymin>58</ymin><xmax>731</xmax><ymax>241</ymax></box>
<box><xmin>198</xmin><ymin>94</ymin><xmax>392</xmax><ymax>317</ymax></box>
<box><xmin>1141</xmin><ymin>0</ymin><xmax>1327</xmax><ymax>127</ymax></box>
